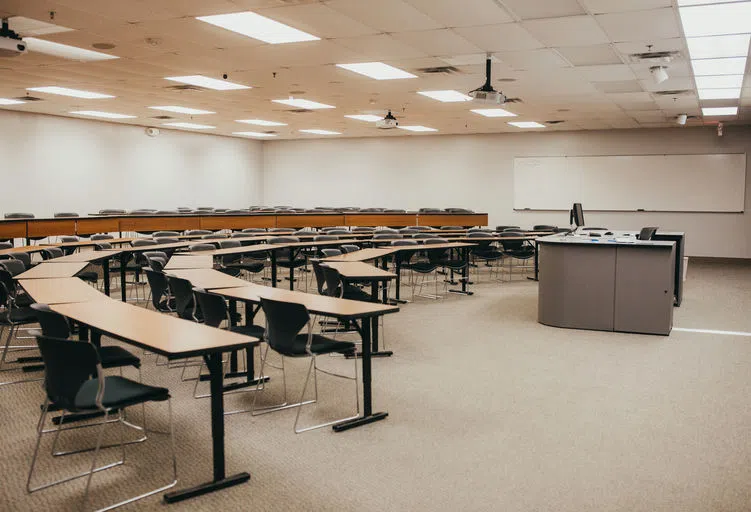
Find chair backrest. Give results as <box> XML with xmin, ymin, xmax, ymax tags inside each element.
<box><xmin>30</xmin><ymin>303</ymin><xmax>71</xmax><ymax>338</ymax></box>
<box><xmin>155</xmin><ymin>211</ymin><xmax>179</xmax><ymax>215</ymax></box>
<box><xmin>0</xmin><ymin>258</ymin><xmax>26</xmax><ymax>276</ymax></box>
<box><xmin>499</xmin><ymin>231</ymin><xmax>524</xmax><ymax>250</ymax></box>
<box><xmin>4</xmin><ymin>212</ymin><xmax>34</xmax><ymax>219</ymax></box>
<box><xmin>582</xmin><ymin>227</ymin><xmax>607</xmax><ymax>231</ymax></box>
<box><xmin>219</xmin><ymin>240</ymin><xmax>241</xmax><ymax>249</ymax></box>
<box><xmin>413</xmin><ymin>233</ymin><xmax>438</xmax><ymax>239</ymax></box>
<box><xmin>41</xmin><ymin>247</ymin><xmax>64</xmax><ymax>260</ymax></box>
<box><xmin>261</xmin><ymin>297</ymin><xmax>310</xmax><ymax>356</ymax></box>
<box><xmin>321</xmin><ymin>226</ymin><xmax>349</xmax><ymax>232</ymax></box>
<box><xmin>320</xmin><ymin>265</ymin><xmax>343</xmax><ymax>297</ymax></box>
<box><xmin>142</xmin><ymin>251</ymin><xmax>168</xmax><ymax>262</ymax></box>
<box><xmin>99</xmin><ymin>209</ymin><xmax>126</xmax><ymax>215</ymax></box>
<box><xmin>54</xmin><ymin>212</ymin><xmax>79</xmax><ymax>218</ymax></box>
<box><xmin>190</xmin><ymin>244</ymin><xmax>215</xmax><ymax>252</ymax></box>
<box><xmin>311</xmin><ymin>260</ymin><xmax>326</xmax><ymax>295</ymax></box>
<box><xmin>340</xmin><ymin>244</ymin><xmax>360</xmax><ymax>254</ymax></box>
<box><xmin>391</xmin><ymin>240</ymin><xmax>418</xmax><ymax>247</ymax></box>
<box><xmin>131</xmin><ymin>239</ymin><xmax>157</xmax><ymax>247</ymax></box>
<box><xmin>166</xmin><ymin>275</ymin><xmax>199</xmax><ymax>321</ymax></box>
<box><xmin>496</xmin><ymin>226</ymin><xmax>520</xmax><ymax>232</ymax></box>
<box><xmin>269</xmin><ymin>228</ymin><xmax>294</xmax><ymax>233</ymax></box>
<box><xmin>241</xmin><ymin>228</ymin><xmax>266</xmax><ymax>233</ymax></box>
<box><xmin>268</xmin><ymin>236</ymin><xmax>299</xmax><ymax>244</ymax></box>
<box><xmin>203</xmin><ymin>233</ymin><xmax>227</xmax><ymax>239</ymax></box>
<box><xmin>533</xmin><ymin>225</ymin><xmax>556</xmax><ymax>231</ymax></box>
<box><xmin>384</xmin><ymin>209</ymin><xmax>406</xmax><ymax>213</ymax></box>
<box><xmin>374</xmin><ymin>234</ymin><xmax>403</xmax><ymax>240</ymax></box>
<box><xmin>230</xmin><ymin>233</ymin><xmax>253</xmax><ymax>238</ymax></box>
<box><xmin>186</xmin><ymin>230</ymin><xmax>212</xmax><ymax>236</ymax></box>
<box><xmin>424</xmin><ymin>237</ymin><xmax>449</xmax><ymax>261</ymax></box>
<box><xmin>91</xmin><ymin>234</ymin><xmax>114</xmax><ymax>241</ymax></box>
<box><xmin>192</xmin><ymin>288</ymin><xmax>228</xmax><ymax>328</ymax></box>
<box><xmin>440</xmin><ymin>226</ymin><xmax>463</xmax><ymax>230</ymax></box>
<box><xmin>9</xmin><ymin>252</ymin><xmax>31</xmax><ymax>269</ymax></box>
<box><xmin>153</xmin><ymin>231</ymin><xmax>179</xmax><ymax>237</ymax></box>
<box><xmin>351</xmin><ymin>226</ymin><xmax>375</xmax><ymax>232</ymax></box>
<box><xmin>0</xmin><ymin>242</ymin><xmax>12</xmax><ymax>250</ymax></box>
<box><xmin>59</xmin><ymin>236</ymin><xmax>79</xmax><ymax>243</ymax></box>
<box><xmin>468</xmin><ymin>228</ymin><xmax>493</xmax><ymax>233</ymax></box>
<box><xmin>314</xmin><ymin>235</ymin><xmax>338</xmax><ymax>242</ymax></box>
<box><xmin>295</xmin><ymin>230</ymin><xmax>317</xmax><ymax>236</ymax></box>
<box><xmin>154</xmin><ymin>237</ymin><xmax>178</xmax><ymax>244</ymax></box>
<box><xmin>399</xmin><ymin>229</ymin><xmax>418</xmax><ymax>235</ymax></box>
<box><xmin>326</xmin><ymin>229</ymin><xmax>349</xmax><ymax>235</ymax></box>
<box><xmin>225</xmin><ymin>210</ymin><xmax>249</xmax><ymax>214</ymax></box>
<box><xmin>144</xmin><ymin>269</ymin><xmax>170</xmax><ymax>310</ymax></box>
<box><xmin>35</xmin><ymin>335</ymin><xmax>101</xmax><ymax>411</ymax></box>
<box><xmin>374</xmin><ymin>228</ymin><xmax>398</xmax><ymax>234</ymax></box>
<box><xmin>0</xmin><ymin>268</ymin><xmax>18</xmax><ymax>301</ymax></box>
<box><xmin>320</xmin><ymin>248</ymin><xmax>342</xmax><ymax>258</ymax></box>
<box><xmin>418</xmin><ymin>208</ymin><xmax>442</xmax><ymax>213</ymax></box>
<box><xmin>359</xmin><ymin>208</ymin><xmax>384</xmax><ymax>212</ymax></box>
<box><xmin>94</xmin><ymin>242</ymin><xmax>113</xmax><ymax>250</ymax></box>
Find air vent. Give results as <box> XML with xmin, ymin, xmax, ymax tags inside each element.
<box><xmin>628</xmin><ymin>50</ymin><xmax>680</xmax><ymax>63</ymax></box>
<box><xmin>287</xmin><ymin>109</ymin><xmax>312</xmax><ymax>114</ymax></box>
<box><xmin>545</xmin><ymin>120</ymin><xmax>566</xmax><ymax>125</ymax></box>
<box><xmin>416</xmin><ymin>65</ymin><xmax>460</xmax><ymax>74</ymax></box>
<box><xmin>505</xmin><ymin>97</ymin><xmax>522</xmax><ymax>103</ymax></box>
<box><xmin>165</xmin><ymin>84</ymin><xmax>206</xmax><ymax>92</ymax></box>
<box><xmin>497</xmin><ymin>78</ymin><xmax>517</xmax><ymax>83</ymax></box>
<box><xmin>14</xmin><ymin>95</ymin><xmax>43</xmax><ymax>101</ymax></box>
<box><xmin>151</xmin><ymin>115</ymin><xmax>174</xmax><ymax>120</ymax></box>
<box><xmin>653</xmin><ymin>89</ymin><xmax>694</xmax><ymax>96</ymax></box>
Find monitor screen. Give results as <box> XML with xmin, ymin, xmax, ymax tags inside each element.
<box><xmin>570</xmin><ymin>203</ymin><xmax>584</xmax><ymax>227</ymax></box>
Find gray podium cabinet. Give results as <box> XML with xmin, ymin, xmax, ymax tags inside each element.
<box><xmin>538</xmin><ymin>236</ymin><xmax>675</xmax><ymax>335</ymax></box>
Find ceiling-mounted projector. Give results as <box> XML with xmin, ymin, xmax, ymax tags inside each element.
<box><xmin>0</xmin><ymin>19</ymin><xmax>27</xmax><ymax>57</ymax></box>
<box><xmin>376</xmin><ymin>110</ymin><xmax>398</xmax><ymax>129</ymax></box>
<box><xmin>469</xmin><ymin>56</ymin><xmax>506</xmax><ymax>105</ymax></box>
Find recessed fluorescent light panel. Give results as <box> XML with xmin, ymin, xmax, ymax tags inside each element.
<box><xmin>149</xmin><ymin>106</ymin><xmax>215</xmax><ymax>115</ymax></box>
<box><xmin>691</xmin><ymin>57</ymin><xmax>747</xmax><ymax>76</ymax></box>
<box><xmin>697</xmin><ymin>88</ymin><xmax>741</xmax><ymax>99</ymax></box>
<box><xmin>398</xmin><ymin>125</ymin><xmax>438</xmax><ymax>132</ymax></box>
<box><xmin>678</xmin><ymin>0</ymin><xmax>747</xmax><ymax>5</ymax></box>
<box><xmin>24</xmin><ymin>38</ymin><xmax>118</xmax><ymax>61</ymax></box>
<box><xmin>508</xmin><ymin>121</ymin><xmax>545</xmax><ymax>128</ymax></box>
<box><xmin>196</xmin><ymin>11</ymin><xmax>319</xmax><ymax>44</ymax></box>
<box><xmin>686</xmin><ymin>34</ymin><xmax>751</xmax><ymax>59</ymax></box>
<box><xmin>336</xmin><ymin>62</ymin><xmax>417</xmax><ymax>80</ymax></box>
<box><xmin>27</xmin><ymin>86</ymin><xmax>114</xmax><ymax>99</ymax></box>
<box><xmin>679</xmin><ymin>2</ymin><xmax>751</xmax><ymax>37</ymax></box>
<box><xmin>344</xmin><ymin>114</ymin><xmax>382</xmax><ymax>122</ymax></box>
<box><xmin>0</xmin><ymin>98</ymin><xmax>26</xmax><ymax>105</ymax></box>
<box><xmin>272</xmin><ymin>98</ymin><xmax>334</xmax><ymax>109</ymax></box>
<box><xmin>70</xmin><ymin>110</ymin><xmax>135</xmax><ymax>119</ymax></box>
<box><xmin>233</xmin><ymin>131</ymin><xmax>277</xmax><ymax>138</ymax></box>
<box><xmin>417</xmin><ymin>90</ymin><xmax>473</xmax><ymax>102</ymax></box>
<box><xmin>701</xmin><ymin>107</ymin><xmax>738</xmax><ymax>116</ymax></box>
<box><xmin>471</xmin><ymin>108</ymin><xmax>517</xmax><ymax>118</ymax></box>
<box><xmin>163</xmin><ymin>122</ymin><xmax>216</xmax><ymax>129</ymax></box>
<box><xmin>695</xmin><ymin>75</ymin><xmax>745</xmax><ymax>88</ymax></box>
<box><xmin>299</xmin><ymin>129</ymin><xmax>341</xmax><ymax>135</ymax></box>
<box><xmin>166</xmin><ymin>75</ymin><xmax>250</xmax><ymax>90</ymax></box>
<box><xmin>236</xmin><ymin>119</ymin><xmax>287</xmax><ymax>126</ymax></box>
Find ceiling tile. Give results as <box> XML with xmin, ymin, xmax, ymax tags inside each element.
<box><xmin>324</xmin><ymin>0</ymin><xmax>441</xmax><ymax>33</ymax></box>
<box><xmin>256</xmin><ymin>3</ymin><xmax>380</xmax><ymax>38</ymax></box>
<box><xmin>334</xmin><ymin>34</ymin><xmax>428</xmax><ymax>60</ymax></box>
<box><xmin>577</xmin><ymin>64</ymin><xmax>636</xmax><ymax>82</ymax></box>
<box><xmin>523</xmin><ymin>16</ymin><xmax>609</xmax><ymax>47</ymax></box>
<box><xmin>639</xmin><ymin>76</ymin><xmax>694</xmax><ymax>93</ymax></box>
<box><xmin>500</xmin><ymin>0</ymin><xmax>586</xmax><ymax>20</ymax></box>
<box><xmin>614</xmin><ymin>38</ymin><xmax>685</xmax><ymax>58</ymax></box>
<box><xmin>593</xmin><ymin>80</ymin><xmax>644</xmax><ymax>93</ymax></box>
<box><xmin>607</xmin><ymin>91</ymin><xmax>654</xmax><ymax>102</ymax></box>
<box><xmin>630</xmin><ymin>110</ymin><xmax>667</xmax><ymax>122</ymax></box>
<box><xmin>557</xmin><ymin>44</ymin><xmax>623</xmax><ymax>66</ymax></box>
<box><xmin>595</xmin><ymin>8</ymin><xmax>681</xmax><ymax>43</ymax></box>
<box><xmin>579</xmin><ymin>0</ymin><xmax>671</xmax><ymax>15</ymax></box>
<box><xmin>390</xmin><ymin>29</ymin><xmax>482</xmax><ymax>57</ymax></box>
<box><xmin>453</xmin><ymin>23</ymin><xmax>543</xmax><ymax>52</ymax></box>
<box><xmin>621</xmin><ymin>101</ymin><xmax>661</xmax><ymax>111</ymax></box>
<box><xmin>497</xmin><ymin>49</ymin><xmax>570</xmax><ymax>70</ymax></box>
<box><xmin>405</xmin><ymin>0</ymin><xmax>513</xmax><ymax>27</ymax></box>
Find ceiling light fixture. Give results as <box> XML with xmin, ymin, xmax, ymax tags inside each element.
<box><xmin>336</xmin><ymin>62</ymin><xmax>417</xmax><ymax>80</ymax></box>
<box><xmin>299</xmin><ymin>129</ymin><xmax>341</xmax><ymax>135</ymax></box>
<box><xmin>0</xmin><ymin>98</ymin><xmax>26</xmax><ymax>105</ymax></box>
<box><xmin>417</xmin><ymin>90</ymin><xmax>473</xmax><ymax>103</ymax></box>
<box><xmin>70</xmin><ymin>110</ymin><xmax>136</xmax><ymax>119</ymax></box>
<box><xmin>27</xmin><ymin>86</ymin><xmax>114</xmax><ymax>99</ymax></box>
<box><xmin>471</xmin><ymin>108</ymin><xmax>517</xmax><ymax>118</ymax></box>
<box><xmin>344</xmin><ymin>114</ymin><xmax>382</xmax><ymax>122</ymax></box>
<box><xmin>508</xmin><ymin>121</ymin><xmax>546</xmax><ymax>128</ymax></box>
<box><xmin>272</xmin><ymin>98</ymin><xmax>334</xmax><ymax>109</ymax></box>
<box><xmin>701</xmin><ymin>106</ymin><xmax>738</xmax><ymax>116</ymax></box>
<box><xmin>196</xmin><ymin>11</ymin><xmax>319</xmax><ymax>44</ymax></box>
<box><xmin>398</xmin><ymin>125</ymin><xmax>438</xmax><ymax>132</ymax></box>
<box><xmin>24</xmin><ymin>37</ymin><xmax>119</xmax><ymax>61</ymax></box>
<box><xmin>691</xmin><ymin>57</ymin><xmax>748</xmax><ymax>76</ymax></box>
<box><xmin>697</xmin><ymin>88</ymin><xmax>741</xmax><ymax>99</ymax></box>
<box><xmin>694</xmin><ymin>75</ymin><xmax>744</xmax><ymax>88</ymax></box>
<box><xmin>162</xmin><ymin>122</ymin><xmax>216</xmax><ymax>129</ymax></box>
<box><xmin>650</xmin><ymin>66</ymin><xmax>669</xmax><ymax>84</ymax></box>
<box><xmin>149</xmin><ymin>106</ymin><xmax>215</xmax><ymax>115</ymax></box>
<box><xmin>679</xmin><ymin>1</ymin><xmax>751</xmax><ymax>38</ymax></box>
<box><xmin>686</xmin><ymin>34</ymin><xmax>751</xmax><ymax>59</ymax></box>
<box><xmin>233</xmin><ymin>131</ymin><xmax>277</xmax><ymax>138</ymax></box>
<box><xmin>165</xmin><ymin>75</ymin><xmax>250</xmax><ymax>90</ymax></box>
<box><xmin>236</xmin><ymin>119</ymin><xmax>287</xmax><ymax>126</ymax></box>
<box><xmin>676</xmin><ymin>114</ymin><xmax>688</xmax><ymax>125</ymax></box>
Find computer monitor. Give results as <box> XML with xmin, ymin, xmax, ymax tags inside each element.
<box><xmin>638</xmin><ymin>226</ymin><xmax>658</xmax><ymax>240</ymax></box>
<box><xmin>569</xmin><ymin>203</ymin><xmax>584</xmax><ymax>228</ymax></box>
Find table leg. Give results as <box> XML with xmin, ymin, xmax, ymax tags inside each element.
<box><xmin>102</xmin><ymin>258</ymin><xmax>110</xmax><ymax>297</ymax></box>
<box><xmin>528</xmin><ymin>239</ymin><xmax>540</xmax><ymax>281</ymax></box>
<box><xmin>269</xmin><ymin>251</ymin><xmax>277</xmax><ymax>288</ymax></box>
<box><xmin>333</xmin><ymin>317</ymin><xmax>388</xmax><ymax>432</ymax></box>
<box><xmin>288</xmin><ymin>248</ymin><xmax>295</xmax><ymax>291</ymax></box>
<box><xmin>164</xmin><ymin>352</ymin><xmax>250</xmax><ymax>503</ymax></box>
<box><xmin>120</xmin><ymin>252</ymin><xmax>128</xmax><ymax>302</ymax></box>
<box><xmin>449</xmin><ymin>248</ymin><xmax>474</xmax><ymax>295</ymax></box>
<box><xmin>392</xmin><ymin>253</ymin><xmax>408</xmax><ymax>304</ymax></box>
<box><xmin>369</xmin><ymin>281</ymin><xmax>392</xmax><ymax>358</ymax></box>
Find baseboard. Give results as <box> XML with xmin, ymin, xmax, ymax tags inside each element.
<box><xmin>689</xmin><ymin>256</ymin><xmax>751</xmax><ymax>265</ymax></box>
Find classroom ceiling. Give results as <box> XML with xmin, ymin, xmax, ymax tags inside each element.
<box><xmin>0</xmin><ymin>0</ymin><xmax>750</xmax><ymax>140</ymax></box>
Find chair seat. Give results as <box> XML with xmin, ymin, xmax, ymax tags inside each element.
<box><xmin>226</xmin><ymin>262</ymin><xmax>265</xmax><ymax>273</ymax></box>
<box><xmin>276</xmin><ymin>257</ymin><xmax>307</xmax><ymax>269</ymax></box>
<box><xmin>342</xmin><ymin>284</ymin><xmax>376</xmax><ymax>303</ymax></box>
<box><xmin>474</xmin><ymin>250</ymin><xmax>503</xmax><ymax>260</ymax></box>
<box><xmin>281</xmin><ymin>334</ymin><xmax>355</xmax><ymax>357</ymax></box>
<box><xmin>406</xmin><ymin>262</ymin><xmax>439</xmax><ymax>274</ymax></box>
<box><xmin>440</xmin><ymin>259</ymin><xmax>467</xmax><ymax>271</ymax></box>
<box><xmin>100</xmin><ymin>346</ymin><xmax>141</xmax><ymax>369</ymax></box>
<box><xmin>228</xmin><ymin>324</ymin><xmax>265</xmax><ymax>340</ymax></box>
<box><xmin>15</xmin><ymin>292</ymin><xmax>35</xmax><ymax>307</ymax></box>
<box><xmin>218</xmin><ymin>267</ymin><xmax>242</xmax><ymax>278</ymax></box>
<box><xmin>505</xmin><ymin>248</ymin><xmax>534</xmax><ymax>259</ymax></box>
<box><xmin>0</xmin><ymin>307</ymin><xmax>37</xmax><ymax>324</ymax></box>
<box><xmin>77</xmin><ymin>271</ymin><xmax>98</xmax><ymax>283</ymax></box>
<box><xmin>74</xmin><ymin>376</ymin><xmax>169</xmax><ymax>411</ymax></box>
<box><xmin>155</xmin><ymin>297</ymin><xmax>176</xmax><ymax>312</ymax></box>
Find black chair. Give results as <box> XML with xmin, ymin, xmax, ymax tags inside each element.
<box><xmin>467</xmin><ymin>232</ymin><xmax>503</xmax><ymax>281</ymax></box>
<box><xmin>0</xmin><ymin>258</ymin><xmax>34</xmax><ymax>307</ymax></box>
<box><xmin>27</xmin><ymin>335</ymin><xmax>176</xmax><ymax>509</ymax></box>
<box><xmin>142</xmin><ymin>251</ymin><xmax>168</xmax><ymax>272</ymax></box>
<box><xmin>9</xmin><ymin>252</ymin><xmax>35</xmax><ymax>270</ymax></box>
<box><xmin>153</xmin><ymin>231</ymin><xmax>179</xmax><ymax>238</ymax></box>
<box><xmin>91</xmin><ymin>234</ymin><xmax>114</xmax><ymax>241</ymax></box>
<box><xmin>98</xmin><ymin>209</ymin><xmax>126</xmax><ymax>215</ymax></box>
<box><xmin>144</xmin><ymin>269</ymin><xmax>174</xmax><ymax>312</ymax></box>
<box><xmin>154</xmin><ymin>237</ymin><xmax>179</xmax><ymax>245</ymax></box>
<box><xmin>189</xmin><ymin>243</ymin><xmax>215</xmax><ymax>252</ymax></box>
<box><xmin>413</xmin><ymin>233</ymin><xmax>438</xmax><ymax>239</ymax></box>
<box><xmin>185</xmin><ymin>230</ymin><xmax>212</xmax><ymax>236</ymax></box>
<box><xmin>217</xmin><ymin>240</ymin><xmax>264</xmax><ymax>280</ymax></box>
<box><xmin>0</xmin><ymin>268</ymin><xmax>39</xmax><ymax>386</ymax></box>
<box><xmin>0</xmin><ymin>242</ymin><xmax>13</xmax><ymax>250</ymax></box>
<box><xmin>320</xmin><ymin>248</ymin><xmax>342</xmax><ymax>258</ymax></box>
<box><xmin>407</xmin><ymin>239</ymin><xmax>449</xmax><ymax>300</ymax></box>
<box><xmin>4</xmin><ymin>212</ymin><xmax>34</xmax><ymax>219</ymax></box>
<box><xmin>254</xmin><ymin>298</ymin><xmax>358</xmax><ymax>433</ymax></box>
<box><xmin>582</xmin><ymin>227</ymin><xmax>607</xmax><ymax>231</ymax></box>
<box><xmin>58</xmin><ymin>236</ymin><xmax>80</xmax><ymax>256</ymax></box>
<box><xmin>53</xmin><ymin>212</ymin><xmax>79</xmax><ymax>218</ymax></box>
<box><xmin>498</xmin><ymin>232</ymin><xmax>535</xmax><ymax>279</ymax></box>
<box><xmin>340</xmin><ymin>244</ymin><xmax>360</xmax><ymax>254</ymax></box>
<box><xmin>320</xmin><ymin>264</ymin><xmax>374</xmax><ymax>303</ymax></box>
<box><xmin>269</xmin><ymin>236</ymin><xmax>307</xmax><ymax>287</ymax></box>
<box><xmin>532</xmin><ymin>225</ymin><xmax>557</xmax><ymax>232</ymax></box>
<box><xmin>351</xmin><ymin>226</ymin><xmax>375</xmax><ymax>232</ymax></box>
<box><xmin>241</xmin><ymin>228</ymin><xmax>267</xmax><ymax>234</ymax></box>
<box><xmin>440</xmin><ymin>226</ymin><xmax>464</xmax><ymax>230</ymax></box>
<box><xmin>165</xmin><ymin>275</ymin><xmax>202</xmax><ymax>321</ymax></box>
<box><xmin>42</xmin><ymin>247</ymin><xmax>99</xmax><ymax>286</ymax></box>
<box><xmin>496</xmin><ymin>226</ymin><xmax>520</xmax><ymax>232</ymax></box>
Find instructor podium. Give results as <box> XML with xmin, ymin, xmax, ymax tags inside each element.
<box><xmin>538</xmin><ymin>235</ymin><xmax>675</xmax><ymax>336</ymax></box>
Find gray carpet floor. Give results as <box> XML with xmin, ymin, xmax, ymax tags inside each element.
<box><xmin>1</xmin><ymin>260</ymin><xmax>749</xmax><ymax>512</ymax></box>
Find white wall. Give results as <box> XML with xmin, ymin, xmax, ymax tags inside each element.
<box><xmin>0</xmin><ymin>110</ymin><xmax>263</xmax><ymax>216</ymax></box>
<box><xmin>262</xmin><ymin>126</ymin><xmax>751</xmax><ymax>258</ymax></box>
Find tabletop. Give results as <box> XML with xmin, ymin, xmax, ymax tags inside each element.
<box><xmin>165</xmin><ymin>268</ymin><xmax>252</xmax><ymax>290</ymax></box>
<box><xmin>164</xmin><ymin>255</ymin><xmax>214</xmax><ymax>270</ymax></box>
<box><xmin>19</xmin><ymin>278</ymin><xmax>111</xmax><ymax>304</ymax></box>
<box><xmin>321</xmin><ymin>248</ymin><xmax>398</xmax><ymax>262</ymax></box>
<box><xmin>44</xmin><ymin>250</ymin><xmax>122</xmax><ymax>263</ymax></box>
<box><xmin>16</xmin><ymin>262</ymin><xmax>89</xmax><ymax>279</ymax></box>
<box><xmin>323</xmin><ymin>261</ymin><xmax>397</xmax><ymax>280</ymax></box>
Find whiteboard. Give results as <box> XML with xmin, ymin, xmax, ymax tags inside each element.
<box><xmin>513</xmin><ymin>154</ymin><xmax>746</xmax><ymax>212</ymax></box>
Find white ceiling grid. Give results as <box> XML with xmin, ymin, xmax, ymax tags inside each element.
<box><xmin>0</xmin><ymin>0</ymin><xmax>747</xmax><ymax>139</ymax></box>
